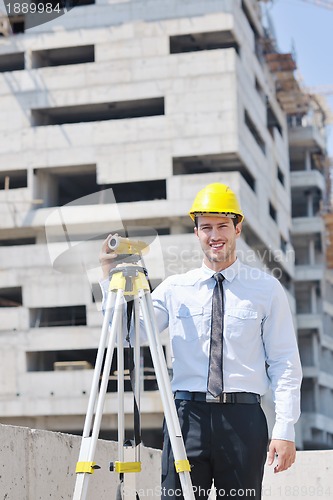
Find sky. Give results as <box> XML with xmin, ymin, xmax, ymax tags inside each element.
<box><xmin>264</xmin><ymin>0</ymin><xmax>333</xmax><ymax>155</ymax></box>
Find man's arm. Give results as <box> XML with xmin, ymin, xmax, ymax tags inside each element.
<box><xmin>262</xmin><ymin>279</ymin><xmax>303</xmax><ymax>472</ymax></box>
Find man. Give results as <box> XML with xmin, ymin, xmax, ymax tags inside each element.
<box><xmin>100</xmin><ymin>183</ymin><xmax>302</xmax><ymax>500</ymax></box>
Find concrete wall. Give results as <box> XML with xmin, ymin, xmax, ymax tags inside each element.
<box><xmin>0</xmin><ymin>424</ymin><xmax>332</xmax><ymax>499</ymax></box>
<box><xmin>0</xmin><ymin>424</ymin><xmax>161</xmax><ymax>499</ymax></box>
<box><xmin>262</xmin><ymin>450</ymin><xmax>333</xmax><ymax>499</ymax></box>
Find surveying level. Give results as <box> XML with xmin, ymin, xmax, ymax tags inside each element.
<box><xmin>108</xmin><ymin>234</ymin><xmax>149</xmax><ymax>256</ymax></box>
<box><xmin>73</xmin><ymin>243</ymin><xmax>195</xmax><ymax>500</ymax></box>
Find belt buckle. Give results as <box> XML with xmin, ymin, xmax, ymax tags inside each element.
<box><xmin>206</xmin><ymin>393</ymin><xmax>221</xmax><ymax>403</ymax></box>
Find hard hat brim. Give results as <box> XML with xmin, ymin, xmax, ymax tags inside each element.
<box><xmin>189</xmin><ymin>212</ymin><xmax>244</xmax><ymax>222</ymax></box>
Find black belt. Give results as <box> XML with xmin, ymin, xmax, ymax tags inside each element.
<box><xmin>174</xmin><ymin>391</ymin><xmax>261</xmax><ymax>404</ymax></box>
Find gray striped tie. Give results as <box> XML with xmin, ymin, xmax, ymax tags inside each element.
<box><xmin>207</xmin><ymin>273</ymin><xmax>225</xmax><ymax>397</ymax></box>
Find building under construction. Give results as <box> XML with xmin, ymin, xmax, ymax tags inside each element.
<box><xmin>0</xmin><ymin>0</ymin><xmax>333</xmax><ymax>450</ymax></box>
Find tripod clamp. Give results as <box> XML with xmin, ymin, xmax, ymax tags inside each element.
<box><xmin>109</xmin><ymin>265</ymin><xmax>150</xmax><ymax>296</ymax></box>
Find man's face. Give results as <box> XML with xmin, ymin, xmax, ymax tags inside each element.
<box><xmin>194</xmin><ymin>215</ymin><xmax>242</xmax><ymax>270</ymax></box>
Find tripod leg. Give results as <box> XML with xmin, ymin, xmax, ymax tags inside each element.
<box><xmin>117</xmin><ymin>309</ymin><xmax>125</xmax><ymax>463</ymax></box>
<box><xmin>134</xmin><ymin>297</ymin><xmax>141</xmax><ymax>464</ymax></box>
<box><xmin>139</xmin><ymin>291</ymin><xmax>195</xmax><ymax>500</ymax></box>
<box><xmin>73</xmin><ymin>289</ymin><xmax>125</xmax><ymax>500</ymax></box>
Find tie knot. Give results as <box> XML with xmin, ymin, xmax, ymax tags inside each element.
<box><xmin>213</xmin><ymin>272</ymin><xmax>224</xmax><ymax>283</ymax></box>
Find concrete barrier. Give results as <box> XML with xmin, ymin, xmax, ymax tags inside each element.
<box><xmin>262</xmin><ymin>449</ymin><xmax>333</xmax><ymax>499</ymax></box>
<box><xmin>0</xmin><ymin>424</ymin><xmax>332</xmax><ymax>499</ymax></box>
<box><xmin>0</xmin><ymin>424</ymin><xmax>161</xmax><ymax>499</ymax></box>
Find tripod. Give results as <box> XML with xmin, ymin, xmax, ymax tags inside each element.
<box><xmin>73</xmin><ymin>261</ymin><xmax>195</xmax><ymax>500</ymax></box>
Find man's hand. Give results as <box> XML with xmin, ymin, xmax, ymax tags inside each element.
<box><xmin>99</xmin><ymin>234</ymin><xmax>118</xmax><ymax>279</ymax></box>
<box><xmin>267</xmin><ymin>439</ymin><xmax>296</xmax><ymax>473</ymax></box>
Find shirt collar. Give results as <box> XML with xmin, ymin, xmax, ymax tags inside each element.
<box><xmin>201</xmin><ymin>258</ymin><xmax>240</xmax><ymax>283</ymax></box>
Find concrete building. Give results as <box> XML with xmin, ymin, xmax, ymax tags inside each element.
<box><xmin>0</xmin><ymin>0</ymin><xmax>331</xmax><ymax>450</ymax></box>
<box><xmin>289</xmin><ymin>99</ymin><xmax>333</xmax><ymax>449</ymax></box>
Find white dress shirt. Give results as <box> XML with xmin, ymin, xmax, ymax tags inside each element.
<box><xmin>151</xmin><ymin>259</ymin><xmax>302</xmax><ymax>442</ymax></box>
<box><xmin>101</xmin><ymin>258</ymin><xmax>302</xmax><ymax>442</ymax></box>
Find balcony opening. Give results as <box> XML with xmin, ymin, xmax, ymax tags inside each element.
<box><xmin>0</xmin><ymin>286</ymin><xmax>22</xmax><ymax>307</ymax></box>
<box><xmin>34</xmin><ymin>164</ymin><xmax>100</xmax><ymax>207</ymax></box>
<box><xmin>241</xmin><ymin>0</ymin><xmax>262</xmax><ymax>61</ymax></box>
<box><xmin>244</xmin><ymin>110</ymin><xmax>266</xmax><ymax>155</ymax></box>
<box><xmin>291</xmin><ymin>188</ymin><xmax>321</xmax><ymax>218</ymax></box>
<box><xmin>299</xmin><ymin>335</ymin><xmax>314</xmax><ymax>367</ymax></box>
<box><xmin>173</xmin><ymin>153</ymin><xmax>256</xmax><ymax>192</ymax></box>
<box><xmin>27</xmin><ymin>346</ymin><xmax>163</xmax><ymax>397</ymax></box>
<box><xmin>29</xmin><ymin>305</ymin><xmax>86</xmax><ymax>327</ymax></box>
<box><xmin>31</xmin><ymin>97</ymin><xmax>165</xmax><ymax>126</ymax></box>
<box><xmin>0</xmin><ymin>52</ymin><xmax>24</xmax><ymax>72</ymax></box>
<box><xmin>105</xmin><ymin>346</ymin><xmax>161</xmax><ymax>393</ymax></box>
<box><xmin>269</xmin><ymin>201</ymin><xmax>277</xmax><ymax>222</ymax></box>
<box><xmin>34</xmin><ymin>166</ymin><xmax>167</xmax><ymax>207</ymax></box>
<box><xmin>0</xmin><ymin>237</ymin><xmax>36</xmax><ymax>246</ymax></box>
<box><xmin>91</xmin><ymin>283</ymin><xmax>102</xmax><ymax>303</ymax></box>
<box><xmin>290</xmin><ymin>158</ymin><xmax>308</xmax><ymax>172</ymax></box>
<box><xmin>267</xmin><ymin>101</ymin><xmax>283</xmax><ymax>137</ymax></box>
<box><xmin>32</xmin><ymin>45</ymin><xmax>94</xmax><ymax>68</ymax></box>
<box><xmin>65</xmin><ymin>0</ymin><xmax>95</xmax><ymax>6</ymax></box>
<box><xmin>301</xmin><ymin>379</ymin><xmax>315</xmax><ymax>412</ymax></box>
<box><xmin>0</xmin><ymin>170</ymin><xmax>27</xmax><ymax>189</ymax></box>
<box><xmin>104</xmin><ymin>179</ymin><xmax>167</xmax><ymax>203</ymax></box>
<box><xmin>170</xmin><ymin>30</ymin><xmax>239</xmax><ymax>55</ymax></box>
<box><xmin>26</xmin><ymin>348</ymin><xmax>96</xmax><ymax>372</ymax></box>
<box><xmin>255</xmin><ymin>77</ymin><xmax>265</xmax><ymax>103</ymax></box>
<box><xmin>295</xmin><ymin>283</ymin><xmax>320</xmax><ymax>314</ymax></box>
<box><xmin>8</xmin><ymin>15</ymin><xmax>25</xmax><ymax>34</ymax></box>
<box><xmin>280</xmin><ymin>235</ymin><xmax>288</xmax><ymax>254</ymax></box>
<box><xmin>277</xmin><ymin>165</ymin><xmax>285</xmax><ymax>186</ymax></box>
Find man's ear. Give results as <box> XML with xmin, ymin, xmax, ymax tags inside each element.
<box><xmin>235</xmin><ymin>222</ymin><xmax>242</xmax><ymax>238</ymax></box>
<box><xmin>194</xmin><ymin>226</ymin><xmax>198</xmax><ymax>238</ymax></box>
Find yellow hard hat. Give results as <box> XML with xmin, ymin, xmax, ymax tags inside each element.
<box><xmin>189</xmin><ymin>183</ymin><xmax>244</xmax><ymax>222</ymax></box>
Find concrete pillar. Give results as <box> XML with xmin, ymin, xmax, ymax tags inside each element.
<box><xmin>307</xmin><ymin>192</ymin><xmax>314</xmax><ymax>217</ymax></box>
<box><xmin>305</xmin><ymin>150</ymin><xmax>312</xmax><ymax>171</ymax></box>
<box><xmin>311</xmin><ymin>285</ymin><xmax>317</xmax><ymax>314</ymax></box>
<box><xmin>24</xmin><ymin>48</ymin><xmax>32</xmax><ymax>70</ymax></box>
<box><xmin>309</xmin><ymin>238</ymin><xmax>315</xmax><ymax>265</ymax></box>
<box><xmin>313</xmin><ymin>380</ymin><xmax>320</xmax><ymax>414</ymax></box>
<box><xmin>312</xmin><ymin>333</ymin><xmax>320</xmax><ymax>368</ymax></box>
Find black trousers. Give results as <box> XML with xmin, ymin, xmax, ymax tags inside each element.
<box><xmin>161</xmin><ymin>400</ymin><xmax>268</xmax><ymax>500</ymax></box>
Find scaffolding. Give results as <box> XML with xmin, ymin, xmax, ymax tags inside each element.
<box><xmin>264</xmin><ymin>52</ymin><xmax>310</xmax><ymax>116</ymax></box>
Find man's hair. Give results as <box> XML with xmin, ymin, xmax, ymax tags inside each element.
<box><xmin>194</xmin><ymin>215</ymin><xmax>241</xmax><ymax>229</ymax></box>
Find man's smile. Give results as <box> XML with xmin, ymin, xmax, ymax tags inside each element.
<box><xmin>210</xmin><ymin>242</ymin><xmax>225</xmax><ymax>249</ymax></box>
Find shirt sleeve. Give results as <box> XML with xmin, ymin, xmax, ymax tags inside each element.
<box><xmin>262</xmin><ymin>279</ymin><xmax>303</xmax><ymax>442</ymax></box>
<box><xmin>100</xmin><ymin>278</ymin><xmax>109</xmax><ymax>308</ymax></box>
<box><xmin>151</xmin><ymin>281</ymin><xmax>170</xmax><ymax>332</ymax></box>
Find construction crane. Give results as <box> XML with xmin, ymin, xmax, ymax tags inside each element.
<box><xmin>299</xmin><ymin>0</ymin><xmax>333</xmax><ymax>9</ymax></box>
<box><xmin>264</xmin><ymin>0</ymin><xmax>333</xmax><ymax>9</ymax></box>
<box><xmin>306</xmin><ymin>85</ymin><xmax>333</xmax><ymax>96</ymax></box>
